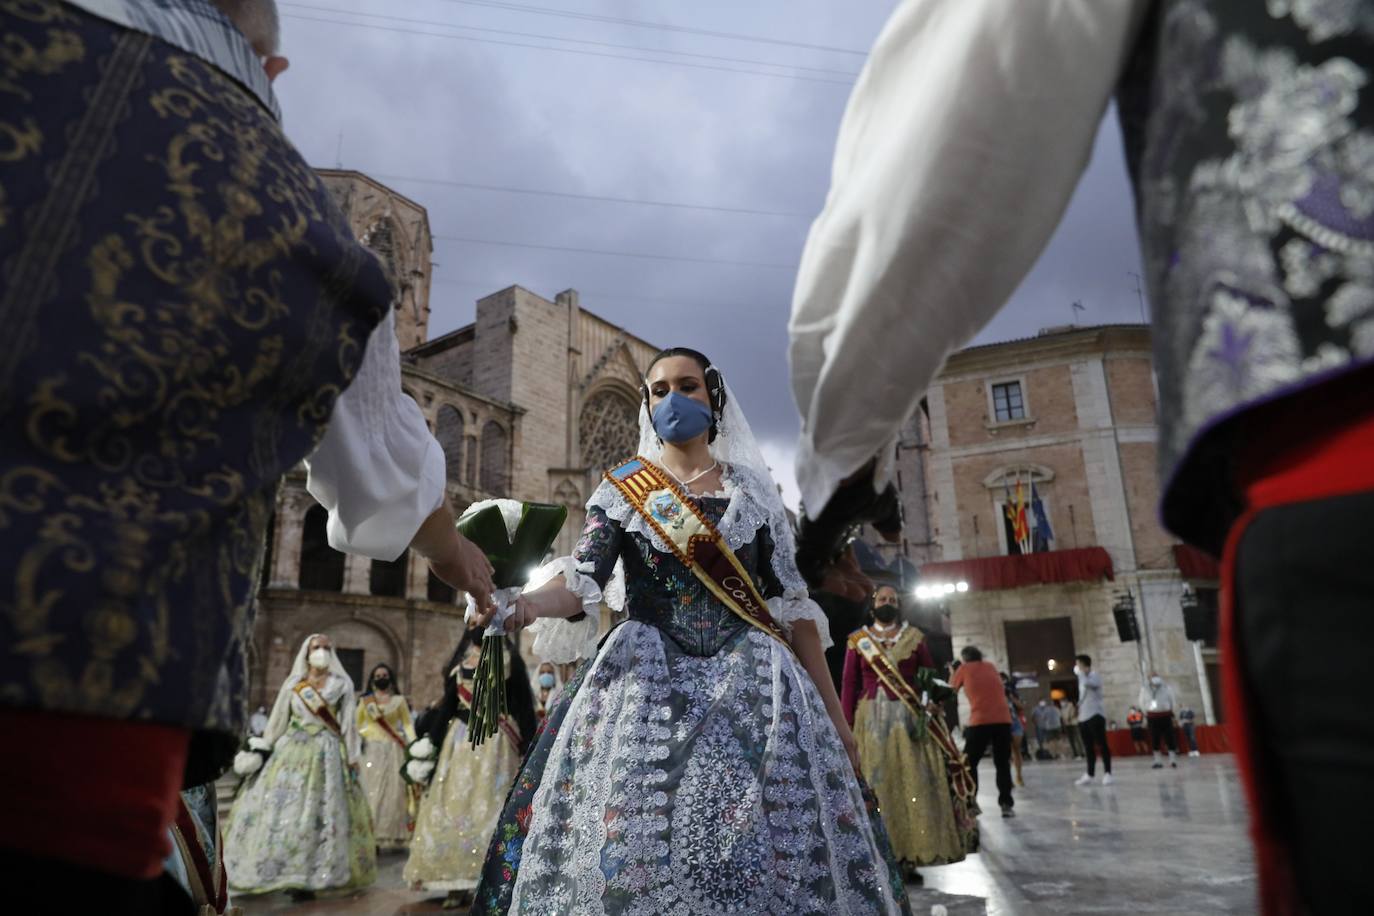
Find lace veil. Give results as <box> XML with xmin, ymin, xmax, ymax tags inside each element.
<box><xmin>529</xmin><ymin>367</ymin><xmax>830</xmax><ymax>663</ymax></box>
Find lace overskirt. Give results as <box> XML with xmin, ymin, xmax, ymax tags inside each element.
<box><xmin>473</xmin><ymin>622</ymin><xmax>912</xmax><ymax>915</ymax></box>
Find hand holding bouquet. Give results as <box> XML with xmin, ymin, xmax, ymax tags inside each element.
<box><xmin>456</xmin><ymin>499</ymin><xmax>567</xmax><ymax>748</ymax></box>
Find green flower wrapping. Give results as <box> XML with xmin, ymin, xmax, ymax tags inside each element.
<box><xmin>456</xmin><ymin>500</ymin><xmax>568</xmax><ymax>748</ymax></box>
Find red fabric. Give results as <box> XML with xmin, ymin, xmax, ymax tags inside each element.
<box><xmin>1172</xmin><ymin>543</ymin><xmax>1221</xmax><ymax>581</ymax></box>
<box><xmin>1106</xmin><ymin>725</ymin><xmax>1229</xmax><ymax>757</ymax></box>
<box><xmin>949</xmin><ymin>660</ymin><xmax>1011</xmax><ymax>726</ymax></box>
<box><xmin>0</xmin><ymin>709</ymin><xmax>189</xmax><ymax>878</ymax></box>
<box><xmin>1221</xmin><ymin>397</ymin><xmax>1374</xmax><ymax>916</ymax></box>
<box><xmin>840</xmin><ymin>630</ymin><xmax>935</xmax><ymax>725</ymax></box>
<box><xmin>173</xmin><ymin>795</ymin><xmax>227</xmax><ymax>912</ymax></box>
<box><xmin>919</xmin><ymin>547</ymin><xmax>1113</xmax><ymax>592</ymax></box>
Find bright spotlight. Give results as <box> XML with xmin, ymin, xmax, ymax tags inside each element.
<box><xmin>942</xmin><ymin>582</ymin><xmax>957</xmax><ymax>595</ymax></box>
<box><xmin>956</xmin><ymin>581</ymin><xmax>970</xmax><ymax>593</ymax></box>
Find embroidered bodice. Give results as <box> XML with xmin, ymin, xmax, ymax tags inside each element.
<box><xmin>575</xmin><ymin>496</ymin><xmax>784</xmax><ymax>657</ymax></box>
<box><xmin>840</xmin><ymin>625</ymin><xmax>935</xmax><ymax>725</ymax></box>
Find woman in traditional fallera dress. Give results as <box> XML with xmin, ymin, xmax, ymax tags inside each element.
<box><xmin>224</xmin><ymin>634</ymin><xmax>376</xmax><ymax>898</ymax></box>
<box><xmin>470</xmin><ymin>348</ymin><xmax>911</xmax><ymax>915</ymax></box>
<box><xmin>842</xmin><ymin>587</ymin><xmax>978</xmax><ymax>878</ymax></box>
<box><xmin>405</xmin><ymin>628</ymin><xmax>536</xmax><ymax>908</ymax></box>
<box><xmin>357</xmin><ymin>663</ymin><xmax>418</xmax><ymax>851</ymax></box>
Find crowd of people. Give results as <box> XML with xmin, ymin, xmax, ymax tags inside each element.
<box><xmin>3</xmin><ymin>0</ymin><xmax>1371</xmax><ymax>914</ymax></box>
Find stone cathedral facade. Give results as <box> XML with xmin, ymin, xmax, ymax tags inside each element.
<box><xmin>249</xmin><ymin>171</ymin><xmax>658</xmax><ymax>712</ymax></box>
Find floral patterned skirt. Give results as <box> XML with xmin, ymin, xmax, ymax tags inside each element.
<box><xmin>223</xmin><ymin>723</ymin><xmax>376</xmax><ymax>894</ymax></box>
<box><xmin>472</xmin><ymin>621</ymin><xmax>912</xmax><ymax>915</ymax></box>
<box><xmin>404</xmin><ymin>716</ymin><xmax>522</xmax><ymax>891</ymax></box>
<box><xmin>854</xmin><ymin>694</ymin><xmax>975</xmax><ymax>867</ymax></box>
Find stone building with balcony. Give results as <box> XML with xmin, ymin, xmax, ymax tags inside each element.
<box><xmin>247</xmin><ymin>171</ymin><xmax>658</xmax><ymax>713</ymax></box>
<box><xmin>876</xmin><ymin>325</ymin><xmax>1222</xmax><ymax>728</ymax></box>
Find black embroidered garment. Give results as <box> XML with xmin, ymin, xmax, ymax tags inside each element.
<box><xmin>0</xmin><ymin>2</ymin><xmax>392</xmax><ymax>754</ymax></box>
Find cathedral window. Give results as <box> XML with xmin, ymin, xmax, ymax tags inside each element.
<box><xmin>480</xmin><ymin>421</ymin><xmax>509</xmax><ymax>494</ymax></box>
<box><xmin>299</xmin><ymin>505</ymin><xmax>345</xmax><ymax>592</ymax></box>
<box><xmin>580</xmin><ymin>388</ymin><xmax>640</xmax><ymax>474</ymax></box>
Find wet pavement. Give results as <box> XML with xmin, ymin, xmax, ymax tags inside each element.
<box><xmin>232</xmin><ymin>755</ymin><xmax>1255</xmax><ymax>915</ymax></box>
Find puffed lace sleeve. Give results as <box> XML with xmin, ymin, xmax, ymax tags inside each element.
<box><xmin>524</xmin><ymin>489</ymin><xmax>624</xmax><ymax>664</ymax></box>
<box><xmin>755</xmin><ymin>525</ymin><xmax>834</xmax><ymax>651</ymax></box>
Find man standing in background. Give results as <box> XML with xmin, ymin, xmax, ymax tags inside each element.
<box><xmin>1074</xmin><ymin>655</ymin><xmax>1113</xmax><ymax>787</ymax></box>
<box><xmin>1141</xmin><ymin>673</ymin><xmax>1181</xmax><ymax>769</ymax></box>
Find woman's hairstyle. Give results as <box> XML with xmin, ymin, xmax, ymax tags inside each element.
<box><xmin>642</xmin><ymin>347</ymin><xmax>727</xmax><ymax>442</ymax></box>
<box><xmin>960</xmin><ymin>645</ymin><xmax>984</xmax><ymax>662</ymax></box>
<box><xmin>366</xmin><ymin>663</ymin><xmax>398</xmax><ymax>694</ymax></box>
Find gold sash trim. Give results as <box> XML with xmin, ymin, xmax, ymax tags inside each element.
<box><xmin>293</xmin><ymin>680</ymin><xmax>342</xmax><ymax>737</ymax></box>
<box><xmin>363</xmin><ymin>696</ymin><xmax>408</xmax><ymax>750</ymax></box>
<box><xmin>606</xmin><ymin>457</ymin><xmax>792</xmax><ymax>651</ymax></box>
<box><xmin>849</xmin><ymin>628</ymin><xmax>977</xmax><ymax>802</ymax></box>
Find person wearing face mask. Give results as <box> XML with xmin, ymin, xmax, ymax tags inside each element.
<box><xmin>840</xmin><ymin>585</ymin><xmax>977</xmax><ymax>880</ymax></box>
<box><xmin>467</xmin><ymin>349</ymin><xmax>913</xmax><ymax>914</ymax></box>
<box><xmin>405</xmin><ymin>628</ymin><xmax>536</xmax><ymax>909</ymax></box>
<box><xmin>1139</xmin><ymin>673</ymin><xmax>1181</xmax><ymax>770</ymax></box>
<box><xmin>533</xmin><ymin>663</ymin><xmax>559</xmax><ymax>721</ymax></box>
<box><xmin>223</xmin><ymin>635</ymin><xmax>375</xmax><ymax>900</ymax></box>
<box><xmin>356</xmin><ymin>664</ymin><xmax>418</xmax><ymax>852</ymax></box>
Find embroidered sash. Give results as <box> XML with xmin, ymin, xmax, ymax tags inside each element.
<box><xmin>363</xmin><ymin>696</ymin><xmax>408</xmax><ymax>750</ymax></box>
<box><xmin>849</xmin><ymin>629</ymin><xmax>977</xmax><ymax>803</ymax></box>
<box><xmin>457</xmin><ymin>682</ymin><xmax>521</xmax><ymax>755</ymax></box>
<box><xmin>607</xmin><ymin>457</ymin><xmax>792</xmax><ymax>650</ymax></box>
<box><xmin>294</xmin><ymin>680</ymin><xmax>343</xmax><ymax>737</ymax></box>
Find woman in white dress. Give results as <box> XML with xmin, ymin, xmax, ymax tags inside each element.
<box><xmin>470</xmin><ymin>349</ymin><xmax>911</xmax><ymax>915</ymax></box>
<box><xmin>224</xmin><ymin>634</ymin><xmax>376</xmax><ymax>899</ymax></box>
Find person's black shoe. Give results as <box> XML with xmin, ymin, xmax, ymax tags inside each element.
<box><xmin>289</xmin><ymin>890</ymin><xmax>316</xmax><ymax>902</ymax></box>
<box><xmin>1171</xmin><ymin>762</ymin><xmax>1178</xmax><ymax>768</ymax></box>
<box><xmin>1151</xmin><ymin>762</ymin><xmax>1163</xmax><ymax>769</ymax></box>
<box><xmin>902</xmin><ymin>864</ymin><xmax>924</xmax><ymax>885</ymax></box>
<box><xmin>1000</xmin><ymin>804</ymin><xmax>1015</xmax><ymax>818</ymax></box>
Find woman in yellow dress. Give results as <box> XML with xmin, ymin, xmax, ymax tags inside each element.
<box><xmin>404</xmin><ymin>628</ymin><xmax>535</xmax><ymax>908</ymax></box>
<box><xmin>356</xmin><ymin>663</ymin><xmax>417</xmax><ymax>851</ymax></box>
<box><xmin>841</xmin><ymin>588</ymin><xmax>977</xmax><ymax>878</ymax></box>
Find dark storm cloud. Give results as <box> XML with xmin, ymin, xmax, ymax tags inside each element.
<box><xmin>275</xmin><ymin>0</ymin><xmax>1144</xmax><ymax>505</ymax></box>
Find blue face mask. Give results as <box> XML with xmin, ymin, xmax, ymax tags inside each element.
<box><xmin>538</xmin><ymin>673</ymin><xmax>556</xmax><ymax>689</ymax></box>
<box><xmin>651</xmin><ymin>391</ymin><xmax>713</xmax><ymax>443</ymax></box>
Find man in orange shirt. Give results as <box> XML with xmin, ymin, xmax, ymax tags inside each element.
<box><xmin>950</xmin><ymin>646</ymin><xmax>1015</xmax><ymax>818</ymax></box>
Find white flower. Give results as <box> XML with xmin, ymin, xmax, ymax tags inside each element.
<box><xmin>459</xmin><ymin>498</ymin><xmax>525</xmax><ymax>542</ymax></box>
<box><xmin>406</xmin><ymin>759</ymin><xmax>436</xmax><ymax>784</ymax></box>
<box><xmin>409</xmin><ymin>737</ymin><xmax>436</xmax><ymax>759</ymax></box>
<box><xmin>233</xmin><ymin>750</ymin><xmax>263</xmax><ymax>777</ymax></box>
<box><xmin>247</xmin><ymin>736</ymin><xmax>272</xmax><ymax>753</ymax></box>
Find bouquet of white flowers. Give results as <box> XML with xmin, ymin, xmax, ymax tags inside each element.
<box><xmin>457</xmin><ymin>498</ymin><xmax>566</xmax><ymax>748</ymax></box>
<box><xmin>402</xmin><ymin>735</ymin><xmax>438</xmax><ymax>787</ymax></box>
<box><xmin>232</xmin><ymin>735</ymin><xmax>275</xmax><ymax>777</ymax></box>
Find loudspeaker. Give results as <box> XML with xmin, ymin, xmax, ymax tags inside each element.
<box><xmin>1183</xmin><ymin>589</ymin><xmax>1219</xmax><ymax>643</ymax></box>
<box><xmin>1113</xmin><ymin>601</ymin><xmax>1140</xmax><ymax>642</ymax></box>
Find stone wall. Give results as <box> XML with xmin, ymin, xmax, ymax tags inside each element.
<box><xmin>912</xmin><ymin>326</ymin><xmax>1218</xmax><ymax>725</ymax></box>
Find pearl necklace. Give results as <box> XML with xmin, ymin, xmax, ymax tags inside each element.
<box><xmin>664</xmin><ymin>460</ymin><xmax>719</xmax><ymax>491</ymax></box>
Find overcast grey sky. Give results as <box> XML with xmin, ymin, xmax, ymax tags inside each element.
<box><xmin>276</xmin><ymin>0</ymin><xmax>1146</xmax><ymax>507</ymax></box>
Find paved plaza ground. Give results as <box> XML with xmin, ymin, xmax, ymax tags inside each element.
<box><xmin>234</xmin><ymin>755</ymin><xmax>1256</xmax><ymax>915</ymax></box>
